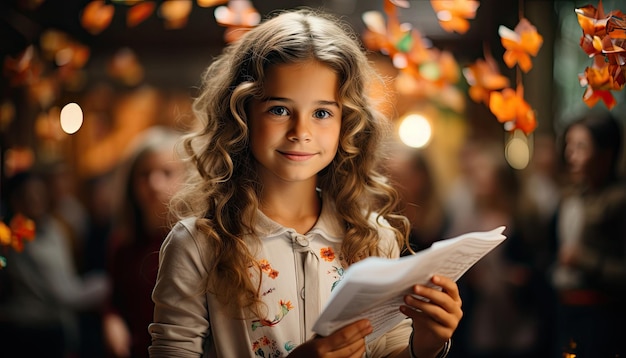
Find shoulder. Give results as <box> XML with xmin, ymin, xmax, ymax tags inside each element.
<box><xmin>159</xmin><ymin>218</ymin><xmax>213</xmax><ymax>273</ymax></box>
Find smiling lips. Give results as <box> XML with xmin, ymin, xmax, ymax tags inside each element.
<box><xmin>278</xmin><ymin>150</ymin><xmax>316</xmax><ymax>161</ymax></box>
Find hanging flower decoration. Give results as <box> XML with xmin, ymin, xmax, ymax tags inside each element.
<box><xmin>362</xmin><ymin>0</ymin><xmax>463</xmax><ymax>112</ymax></box>
<box><xmin>0</xmin><ymin>214</ymin><xmax>36</xmax><ymax>269</ymax></box>
<box><xmin>430</xmin><ymin>0</ymin><xmax>480</xmax><ymax>34</ymax></box>
<box><xmin>575</xmin><ymin>1</ymin><xmax>626</xmax><ymax>109</ymax></box>
<box><xmin>214</xmin><ymin>0</ymin><xmax>260</xmax><ymax>43</ymax></box>
<box><xmin>463</xmin><ymin>16</ymin><xmax>542</xmax><ymax>135</ymax></box>
<box><xmin>489</xmin><ymin>84</ymin><xmax>537</xmax><ymax>134</ymax></box>
<box><xmin>462</xmin><ymin>49</ymin><xmax>510</xmax><ymax>104</ymax></box>
<box><xmin>499</xmin><ymin>18</ymin><xmax>543</xmax><ymax>73</ymax></box>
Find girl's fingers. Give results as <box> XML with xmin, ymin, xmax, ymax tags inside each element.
<box><xmin>401</xmin><ymin>276</ymin><xmax>463</xmax><ymax>326</ymax></box>
<box><xmin>432</xmin><ymin>276</ymin><xmax>461</xmax><ymax>300</ymax></box>
<box><xmin>326</xmin><ymin>337</ymin><xmax>368</xmax><ymax>358</ymax></box>
<box><xmin>316</xmin><ymin>319</ymin><xmax>372</xmax><ymax>354</ymax></box>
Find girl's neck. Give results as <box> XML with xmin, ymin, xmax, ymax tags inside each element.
<box><xmin>259</xmin><ymin>181</ymin><xmax>321</xmax><ymax>234</ymax></box>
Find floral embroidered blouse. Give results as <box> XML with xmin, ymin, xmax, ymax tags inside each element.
<box><xmin>149</xmin><ymin>199</ymin><xmax>412</xmax><ymax>358</ymax></box>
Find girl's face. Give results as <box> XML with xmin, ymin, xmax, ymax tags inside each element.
<box><xmin>248</xmin><ymin>60</ymin><xmax>342</xmax><ymax>186</ymax></box>
<box><xmin>564</xmin><ymin>124</ymin><xmax>594</xmax><ymax>184</ymax></box>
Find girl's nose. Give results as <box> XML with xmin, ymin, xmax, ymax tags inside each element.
<box><xmin>287</xmin><ymin>115</ymin><xmax>311</xmax><ymax>142</ymax></box>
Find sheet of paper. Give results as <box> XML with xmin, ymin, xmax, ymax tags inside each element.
<box><xmin>312</xmin><ymin>226</ymin><xmax>507</xmax><ymax>343</ymax></box>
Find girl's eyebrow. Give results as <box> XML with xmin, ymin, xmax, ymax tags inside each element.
<box><xmin>263</xmin><ymin>97</ymin><xmax>340</xmax><ymax>108</ymax></box>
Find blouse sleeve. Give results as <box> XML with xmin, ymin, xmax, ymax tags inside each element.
<box><xmin>367</xmin><ymin>318</ymin><xmax>412</xmax><ymax>357</ymax></box>
<box><xmin>149</xmin><ymin>220</ymin><xmax>210</xmax><ymax>358</ymax></box>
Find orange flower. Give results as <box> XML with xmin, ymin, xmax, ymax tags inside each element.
<box><xmin>362</xmin><ymin>0</ymin><xmax>410</xmax><ymax>58</ymax></box>
<box><xmin>512</xmin><ymin>100</ymin><xmax>537</xmax><ymax>135</ymax></box>
<box><xmin>279</xmin><ymin>300</ymin><xmax>294</xmax><ymax>311</ymax></box>
<box><xmin>489</xmin><ymin>87</ymin><xmax>518</xmax><ymax>123</ymax></box>
<box><xmin>575</xmin><ymin>2</ymin><xmax>626</xmax><ymax>57</ymax></box>
<box><xmin>258</xmin><ymin>259</ymin><xmax>279</xmax><ymax>278</ymax></box>
<box><xmin>259</xmin><ymin>259</ymin><xmax>270</xmax><ymax>272</ymax></box>
<box><xmin>489</xmin><ymin>85</ymin><xmax>536</xmax><ymax>135</ymax></box>
<box><xmin>579</xmin><ymin>64</ymin><xmax>622</xmax><ymax>109</ymax></box>
<box><xmin>608</xmin><ymin>14</ymin><xmax>626</xmax><ymax>39</ymax></box>
<box><xmin>268</xmin><ymin>269</ymin><xmax>279</xmax><ymax>279</ymax></box>
<box><xmin>463</xmin><ymin>54</ymin><xmax>510</xmax><ymax>104</ymax></box>
<box><xmin>430</xmin><ymin>0</ymin><xmax>480</xmax><ymax>34</ymax></box>
<box><xmin>499</xmin><ymin>18</ymin><xmax>543</xmax><ymax>72</ymax></box>
<box><xmin>320</xmin><ymin>247</ymin><xmax>336</xmax><ymax>262</ymax></box>
<box><xmin>576</xmin><ymin>2</ymin><xmax>611</xmax><ymax>34</ymax></box>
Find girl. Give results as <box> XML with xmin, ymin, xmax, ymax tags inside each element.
<box><xmin>149</xmin><ymin>9</ymin><xmax>462</xmax><ymax>358</ymax></box>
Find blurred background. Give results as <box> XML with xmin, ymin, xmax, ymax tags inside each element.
<box><xmin>1</xmin><ymin>0</ymin><xmax>625</xmax><ymax>197</ymax></box>
<box><xmin>1</xmin><ymin>0</ymin><xmax>625</xmax><ymax>357</ymax></box>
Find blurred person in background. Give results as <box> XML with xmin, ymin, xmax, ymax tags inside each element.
<box><xmin>0</xmin><ymin>169</ymin><xmax>111</xmax><ymax>358</ymax></box>
<box><xmin>550</xmin><ymin>111</ymin><xmax>626</xmax><ymax>357</ymax></box>
<box><xmin>102</xmin><ymin>127</ymin><xmax>185</xmax><ymax>358</ymax></box>
<box><xmin>444</xmin><ymin>139</ymin><xmax>547</xmax><ymax>358</ymax></box>
<box><xmin>78</xmin><ymin>171</ymin><xmax>118</xmax><ymax>358</ymax></box>
<box><xmin>384</xmin><ymin>144</ymin><xmax>449</xmax><ymax>254</ymax></box>
<box><xmin>43</xmin><ymin>160</ymin><xmax>91</xmax><ymax>271</ymax></box>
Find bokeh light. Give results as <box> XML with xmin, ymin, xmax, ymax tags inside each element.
<box><xmin>398</xmin><ymin>113</ymin><xmax>432</xmax><ymax>148</ymax></box>
<box><xmin>60</xmin><ymin>102</ymin><xmax>83</xmax><ymax>134</ymax></box>
<box><xmin>505</xmin><ymin>130</ymin><xmax>530</xmax><ymax>169</ymax></box>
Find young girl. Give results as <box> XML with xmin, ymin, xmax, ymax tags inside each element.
<box><xmin>149</xmin><ymin>9</ymin><xmax>462</xmax><ymax>358</ymax></box>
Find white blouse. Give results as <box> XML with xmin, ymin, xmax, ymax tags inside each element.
<box><xmin>149</xmin><ymin>199</ymin><xmax>411</xmax><ymax>358</ymax></box>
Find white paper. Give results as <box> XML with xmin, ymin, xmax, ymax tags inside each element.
<box><xmin>312</xmin><ymin>226</ymin><xmax>507</xmax><ymax>343</ymax></box>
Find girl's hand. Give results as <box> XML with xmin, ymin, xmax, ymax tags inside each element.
<box><xmin>400</xmin><ymin>275</ymin><xmax>463</xmax><ymax>358</ymax></box>
<box><xmin>288</xmin><ymin>319</ymin><xmax>373</xmax><ymax>357</ymax></box>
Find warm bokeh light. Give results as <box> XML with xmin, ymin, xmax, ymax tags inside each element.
<box><xmin>60</xmin><ymin>102</ymin><xmax>83</xmax><ymax>134</ymax></box>
<box><xmin>398</xmin><ymin>113</ymin><xmax>432</xmax><ymax>148</ymax></box>
<box><xmin>505</xmin><ymin>130</ymin><xmax>530</xmax><ymax>170</ymax></box>
<box><xmin>197</xmin><ymin>0</ymin><xmax>228</xmax><ymax>8</ymax></box>
<box><xmin>159</xmin><ymin>0</ymin><xmax>193</xmax><ymax>29</ymax></box>
<box><xmin>3</xmin><ymin>147</ymin><xmax>35</xmax><ymax>177</ymax></box>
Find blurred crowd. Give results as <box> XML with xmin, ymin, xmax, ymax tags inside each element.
<box><xmin>0</xmin><ymin>126</ymin><xmax>185</xmax><ymax>358</ymax></box>
<box><xmin>0</xmin><ymin>109</ymin><xmax>624</xmax><ymax>358</ymax></box>
<box><xmin>384</xmin><ymin>110</ymin><xmax>626</xmax><ymax>358</ymax></box>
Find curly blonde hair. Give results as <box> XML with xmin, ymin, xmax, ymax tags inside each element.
<box><xmin>170</xmin><ymin>8</ymin><xmax>409</xmax><ymax>317</ymax></box>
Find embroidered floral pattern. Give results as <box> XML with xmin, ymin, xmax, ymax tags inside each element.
<box><xmin>259</xmin><ymin>259</ymin><xmax>279</xmax><ymax>279</ymax></box>
<box><xmin>327</xmin><ymin>266</ymin><xmax>345</xmax><ymax>291</ymax></box>
<box><xmin>320</xmin><ymin>247</ymin><xmax>335</xmax><ymax>262</ymax></box>
<box><xmin>251</xmin><ymin>299</ymin><xmax>293</xmax><ymax>330</ymax></box>
<box><xmin>284</xmin><ymin>341</ymin><xmax>296</xmax><ymax>352</ymax></box>
<box><xmin>252</xmin><ymin>336</ymin><xmax>282</xmax><ymax>358</ymax></box>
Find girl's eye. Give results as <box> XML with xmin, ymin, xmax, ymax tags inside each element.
<box><xmin>268</xmin><ymin>106</ymin><xmax>289</xmax><ymax>116</ymax></box>
<box><xmin>314</xmin><ymin>109</ymin><xmax>332</xmax><ymax>119</ymax></box>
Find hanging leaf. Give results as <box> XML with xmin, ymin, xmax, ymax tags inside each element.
<box><xmin>499</xmin><ymin>18</ymin><xmax>543</xmax><ymax>72</ymax></box>
<box><xmin>430</xmin><ymin>0</ymin><xmax>480</xmax><ymax>34</ymax></box>
<box><xmin>463</xmin><ymin>52</ymin><xmax>509</xmax><ymax>104</ymax></box>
